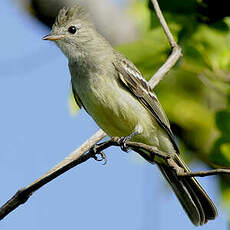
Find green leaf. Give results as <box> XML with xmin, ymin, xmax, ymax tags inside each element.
<box><xmin>220</xmin><ymin>143</ymin><xmax>230</xmax><ymax>156</ymax></box>
<box><xmin>216</xmin><ymin>111</ymin><xmax>230</xmax><ymax>135</ymax></box>
<box><xmin>210</xmin><ymin>94</ymin><xmax>230</xmax><ymax>166</ymax></box>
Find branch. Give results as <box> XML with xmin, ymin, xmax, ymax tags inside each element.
<box><xmin>178</xmin><ymin>168</ymin><xmax>230</xmax><ymax>178</ymax></box>
<box><xmin>1</xmin><ymin>136</ymin><xmax>229</xmax><ymax>220</ymax></box>
<box><xmin>0</xmin><ymin>129</ymin><xmax>106</xmax><ymax>220</ymax></box>
<box><xmin>0</xmin><ymin>0</ymin><xmax>182</xmax><ymax>221</ymax></box>
<box><xmin>148</xmin><ymin>0</ymin><xmax>182</xmax><ymax>89</ymax></box>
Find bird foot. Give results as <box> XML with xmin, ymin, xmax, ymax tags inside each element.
<box><xmin>118</xmin><ymin>136</ymin><xmax>130</xmax><ymax>152</ymax></box>
<box><xmin>91</xmin><ymin>144</ymin><xmax>107</xmax><ymax>165</ymax></box>
<box><xmin>118</xmin><ymin>131</ymin><xmax>140</xmax><ymax>152</ymax></box>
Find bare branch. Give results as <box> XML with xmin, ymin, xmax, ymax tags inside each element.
<box><xmin>1</xmin><ymin>133</ymin><xmax>230</xmax><ymax>220</ymax></box>
<box><xmin>149</xmin><ymin>47</ymin><xmax>182</xmax><ymax>89</ymax></box>
<box><xmin>151</xmin><ymin>0</ymin><xmax>176</xmax><ymax>48</ymax></box>
<box><xmin>148</xmin><ymin>0</ymin><xmax>182</xmax><ymax>89</ymax></box>
<box><xmin>0</xmin><ymin>129</ymin><xmax>106</xmax><ymax>220</ymax></box>
<box><xmin>0</xmin><ymin>0</ymin><xmax>182</xmax><ymax>220</ymax></box>
<box><xmin>178</xmin><ymin>168</ymin><xmax>230</xmax><ymax>178</ymax></box>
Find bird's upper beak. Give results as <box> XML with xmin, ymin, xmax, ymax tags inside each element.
<box><xmin>43</xmin><ymin>34</ymin><xmax>65</xmax><ymax>41</ymax></box>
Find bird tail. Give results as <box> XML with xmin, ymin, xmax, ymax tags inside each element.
<box><xmin>158</xmin><ymin>154</ymin><xmax>217</xmax><ymax>226</ymax></box>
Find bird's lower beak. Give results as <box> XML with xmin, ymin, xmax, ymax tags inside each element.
<box><xmin>43</xmin><ymin>34</ymin><xmax>65</xmax><ymax>41</ymax></box>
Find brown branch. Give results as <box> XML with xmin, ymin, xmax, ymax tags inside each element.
<box><xmin>0</xmin><ymin>0</ymin><xmax>182</xmax><ymax>221</ymax></box>
<box><xmin>1</xmin><ymin>133</ymin><xmax>230</xmax><ymax>220</ymax></box>
<box><xmin>91</xmin><ymin>139</ymin><xmax>230</xmax><ymax>180</ymax></box>
<box><xmin>0</xmin><ymin>129</ymin><xmax>106</xmax><ymax>220</ymax></box>
<box><xmin>0</xmin><ymin>136</ymin><xmax>171</xmax><ymax>220</ymax></box>
<box><xmin>178</xmin><ymin>168</ymin><xmax>230</xmax><ymax>178</ymax></box>
<box><xmin>148</xmin><ymin>0</ymin><xmax>182</xmax><ymax>89</ymax></box>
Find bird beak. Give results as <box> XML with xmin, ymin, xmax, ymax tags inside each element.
<box><xmin>43</xmin><ymin>34</ymin><xmax>65</xmax><ymax>41</ymax></box>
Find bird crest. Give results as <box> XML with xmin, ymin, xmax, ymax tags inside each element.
<box><xmin>54</xmin><ymin>5</ymin><xmax>89</xmax><ymax>28</ymax></box>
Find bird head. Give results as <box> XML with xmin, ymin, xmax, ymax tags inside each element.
<box><xmin>43</xmin><ymin>5</ymin><xmax>95</xmax><ymax>59</ymax></box>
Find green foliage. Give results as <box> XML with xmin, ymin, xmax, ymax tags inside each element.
<box><xmin>121</xmin><ymin>0</ymin><xmax>230</xmax><ymax>220</ymax></box>
<box><xmin>211</xmin><ymin>95</ymin><xmax>230</xmax><ymax>166</ymax></box>
<box><xmin>148</xmin><ymin>0</ymin><xmax>230</xmax><ymax>27</ymax></box>
<box><xmin>123</xmin><ymin>0</ymin><xmax>229</xmax><ymax>145</ymax></box>
<box><xmin>117</xmin><ymin>1</ymin><xmax>230</xmax><ymax>161</ymax></box>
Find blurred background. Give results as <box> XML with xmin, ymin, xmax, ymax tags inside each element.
<box><xmin>0</xmin><ymin>0</ymin><xmax>230</xmax><ymax>229</ymax></box>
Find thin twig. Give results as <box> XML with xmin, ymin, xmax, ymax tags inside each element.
<box><xmin>178</xmin><ymin>168</ymin><xmax>230</xmax><ymax>178</ymax></box>
<box><xmin>150</xmin><ymin>0</ymin><xmax>176</xmax><ymax>48</ymax></box>
<box><xmin>149</xmin><ymin>48</ymin><xmax>182</xmax><ymax>89</ymax></box>
<box><xmin>165</xmin><ymin>158</ymin><xmax>230</xmax><ymax>177</ymax></box>
<box><xmin>148</xmin><ymin>0</ymin><xmax>182</xmax><ymax>89</ymax></box>
<box><xmin>0</xmin><ymin>0</ymin><xmax>182</xmax><ymax>221</ymax></box>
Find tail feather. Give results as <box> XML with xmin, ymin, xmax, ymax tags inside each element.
<box><xmin>158</xmin><ymin>155</ymin><xmax>217</xmax><ymax>226</ymax></box>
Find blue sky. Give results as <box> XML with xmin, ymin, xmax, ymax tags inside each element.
<box><xmin>0</xmin><ymin>1</ymin><xmax>228</xmax><ymax>230</ymax></box>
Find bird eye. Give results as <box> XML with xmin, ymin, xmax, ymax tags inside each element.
<box><xmin>68</xmin><ymin>26</ymin><xmax>77</xmax><ymax>34</ymax></box>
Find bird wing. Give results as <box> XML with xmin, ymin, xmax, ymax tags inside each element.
<box><xmin>71</xmin><ymin>80</ymin><xmax>92</xmax><ymax>114</ymax></box>
<box><xmin>113</xmin><ymin>51</ymin><xmax>179</xmax><ymax>154</ymax></box>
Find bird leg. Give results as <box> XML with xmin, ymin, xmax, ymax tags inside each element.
<box><xmin>118</xmin><ymin>131</ymin><xmax>140</xmax><ymax>152</ymax></box>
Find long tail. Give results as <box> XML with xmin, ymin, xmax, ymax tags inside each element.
<box><xmin>158</xmin><ymin>154</ymin><xmax>217</xmax><ymax>226</ymax></box>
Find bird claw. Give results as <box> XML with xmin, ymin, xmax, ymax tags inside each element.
<box><xmin>95</xmin><ymin>151</ymin><xmax>107</xmax><ymax>165</ymax></box>
<box><xmin>91</xmin><ymin>144</ymin><xmax>107</xmax><ymax>165</ymax></box>
<box><xmin>118</xmin><ymin>131</ymin><xmax>140</xmax><ymax>152</ymax></box>
<box><xmin>118</xmin><ymin>136</ymin><xmax>130</xmax><ymax>152</ymax></box>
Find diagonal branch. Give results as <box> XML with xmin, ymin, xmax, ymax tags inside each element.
<box><xmin>0</xmin><ymin>0</ymin><xmax>182</xmax><ymax>221</ymax></box>
<box><xmin>1</xmin><ymin>135</ymin><xmax>229</xmax><ymax>220</ymax></box>
<box><xmin>0</xmin><ymin>129</ymin><xmax>106</xmax><ymax>220</ymax></box>
<box><xmin>148</xmin><ymin>0</ymin><xmax>182</xmax><ymax>89</ymax></box>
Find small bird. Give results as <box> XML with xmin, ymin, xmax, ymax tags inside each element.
<box><xmin>43</xmin><ymin>5</ymin><xmax>217</xmax><ymax>226</ymax></box>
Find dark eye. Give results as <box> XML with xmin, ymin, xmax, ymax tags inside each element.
<box><xmin>68</xmin><ymin>26</ymin><xmax>77</xmax><ymax>34</ymax></box>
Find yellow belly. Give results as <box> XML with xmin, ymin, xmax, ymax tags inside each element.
<box><xmin>73</xmin><ymin>74</ymin><xmax>174</xmax><ymax>154</ymax></box>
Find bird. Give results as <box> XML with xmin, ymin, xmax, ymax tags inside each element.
<box><xmin>43</xmin><ymin>5</ymin><xmax>217</xmax><ymax>226</ymax></box>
